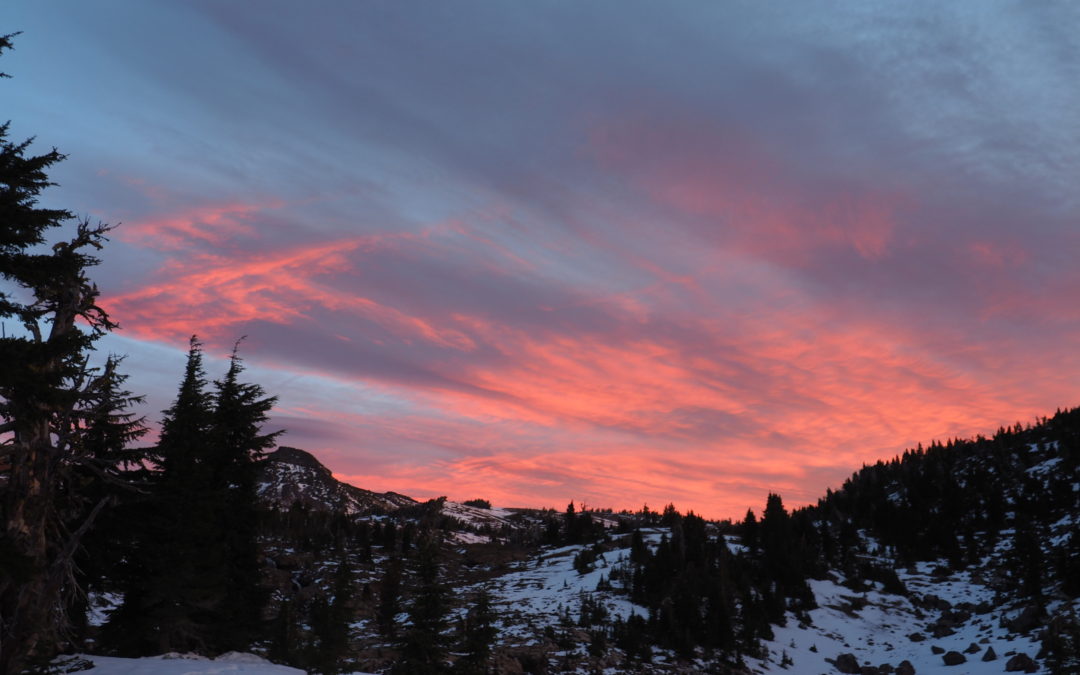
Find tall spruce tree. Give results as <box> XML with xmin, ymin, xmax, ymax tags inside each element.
<box><xmin>394</xmin><ymin>534</ymin><xmax>449</xmax><ymax>674</ymax></box>
<box><xmin>454</xmin><ymin>588</ymin><xmax>496</xmax><ymax>674</ymax></box>
<box><xmin>105</xmin><ymin>337</ymin><xmax>215</xmax><ymax>654</ymax></box>
<box><xmin>68</xmin><ymin>356</ymin><xmax>148</xmax><ymax>643</ymax></box>
<box><xmin>106</xmin><ymin>337</ymin><xmax>279</xmax><ymax>654</ymax></box>
<box><xmin>208</xmin><ymin>341</ymin><xmax>281</xmax><ymax>650</ymax></box>
<box><xmin>0</xmin><ymin>33</ymin><xmax>134</xmax><ymax>673</ymax></box>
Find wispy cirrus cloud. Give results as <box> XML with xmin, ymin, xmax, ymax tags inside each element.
<box><xmin>13</xmin><ymin>1</ymin><xmax>1080</xmax><ymax>517</ymax></box>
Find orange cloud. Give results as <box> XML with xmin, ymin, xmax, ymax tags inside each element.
<box><xmin>102</xmin><ymin>189</ymin><xmax>1077</xmax><ymax>520</ymax></box>
<box><xmin>106</xmin><ymin>235</ymin><xmax>475</xmax><ymax>351</ymax></box>
<box><xmin>273</xmin><ymin>292</ymin><xmax>1055</xmax><ymax>518</ymax></box>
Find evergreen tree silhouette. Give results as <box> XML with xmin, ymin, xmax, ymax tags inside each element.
<box><xmin>0</xmin><ymin>33</ymin><xmax>134</xmax><ymax>673</ymax></box>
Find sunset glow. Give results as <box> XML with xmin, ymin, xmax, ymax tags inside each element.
<box><xmin>6</xmin><ymin>2</ymin><xmax>1079</xmax><ymax>518</ymax></box>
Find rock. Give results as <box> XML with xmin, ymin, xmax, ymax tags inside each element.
<box><xmin>964</xmin><ymin>642</ymin><xmax>981</xmax><ymax>654</ymax></box>
<box><xmin>53</xmin><ymin>657</ymin><xmax>95</xmax><ymax>673</ymax></box>
<box><xmin>920</xmin><ymin>594</ymin><xmax>951</xmax><ymax>610</ymax></box>
<box><xmin>1005</xmin><ymin>605</ymin><xmax>1042</xmax><ymax>634</ymax></box>
<box><xmin>834</xmin><ymin>653</ymin><xmax>861</xmax><ymax>674</ymax></box>
<box><xmin>907</xmin><ymin>632</ymin><xmax>926</xmax><ymax>642</ymax></box>
<box><xmin>878</xmin><ymin>665</ymin><xmax>894</xmax><ymax>673</ymax></box>
<box><xmin>942</xmin><ymin>651</ymin><xmax>966</xmax><ymax>666</ymax></box>
<box><xmin>859</xmin><ymin>668</ymin><xmax>881</xmax><ymax>675</ymax></box>
<box><xmin>982</xmin><ymin>646</ymin><xmax>997</xmax><ymax>662</ymax></box>
<box><xmin>895</xmin><ymin>660</ymin><xmax>915</xmax><ymax>675</ymax></box>
<box><xmin>931</xmin><ymin>645</ymin><xmax>945</xmax><ymax>655</ymax></box>
<box><xmin>261</xmin><ymin>566</ymin><xmax>291</xmax><ymax>590</ymax></box>
<box><xmin>931</xmin><ymin>624</ymin><xmax>956</xmax><ymax>638</ymax></box>
<box><xmin>1004</xmin><ymin>653</ymin><xmax>1037</xmax><ymax>673</ymax></box>
<box><xmin>273</xmin><ymin>553</ymin><xmax>304</xmax><ymax>571</ymax></box>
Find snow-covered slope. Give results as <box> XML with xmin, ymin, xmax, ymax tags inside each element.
<box><xmin>58</xmin><ymin>653</ymin><xmax>311</xmax><ymax>675</ymax></box>
<box><xmin>754</xmin><ymin>561</ymin><xmax>1049</xmax><ymax>674</ymax></box>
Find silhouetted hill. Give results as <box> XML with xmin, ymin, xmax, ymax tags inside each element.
<box><xmin>257</xmin><ymin>446</ymin><xmax>417</xmax><ymax>514</ymax></box>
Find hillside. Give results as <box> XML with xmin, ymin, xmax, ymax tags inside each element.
<box><xmin>71</xmin><ymin>409</ymin><xmax>1080</xmax><ymax>674</ymax></box>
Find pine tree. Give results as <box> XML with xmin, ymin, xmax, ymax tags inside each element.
<box><xmin>0</xmin><ymin>33</ymin><xmax>131</xmax><ymax>673</ymax></box>
<box><xmin>306</xmin><ymin>560</ymin><xmax>354</xmax><ymax>674</ymax></box>
<box><xmin>377</xmin><ymin>557</ymin><xmax>403</xmax><ymax>639</ymax></box>
<box><xmin>454</xmin><ymin>588</ymin><xmax>496</xmax><ymax>674</ymax></box>
<box><xmin>105</xmin><ymin>337</ymin><xmax>216</xmax><ymax>654</ymax></box>
<box><xmin>207</xmin><ymin>341</ymin><xmax>281</xmax><ymax>650</ymax></box>
<box><xmin>742</xmin><ymin>508</ymin><xmax>759</xmax><ymax>553</ymax></box>
<box><xmin>105</xmin><ymin>337</ymin><xmax>279</xmax><ymax>654</ymax></box>
<box><xmin>394</xmin><ymin>535</ymin><xmax>449</xmax><ymax>674</ymax></box>
<box><xmin>68</xmin><ymin>356</ymin><xmax>148</xmax><ymax>642</ymax></box>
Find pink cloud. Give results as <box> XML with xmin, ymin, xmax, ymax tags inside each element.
<box><xmin>100</xmin><ymin>186</ymin><xmax>1080</xmax><ymax>520</ymax></box>
<box><xmin>589</xmin><ymin>114</ymin><xmax>907</xmax><ymax>267</ymax></box>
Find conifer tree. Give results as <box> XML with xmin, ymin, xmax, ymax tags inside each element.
<box><xmin>454</xmin><ymin>588</ymin><xmax>496</xmax><ymax>674</ymax></box>
<box><xmin>0</xmin><ymin>33</ymin><xmax>133</xmax><ymax>673</ymax></box>
<box><xmin>208</xmin><ymin>341</ymin><xmax>281</xmax><ymax>650</ymax></box>
<box><xmin>106</xmin><ymin>337</ymin><xmax>280</xmax><ymax>654</ymax></box>
<box><xmin>377</xmin><ymin>557</ymin><xmax>403</xmax><ymax>639</ymax></box>
<box><xmin>394</xmin><ymin>535</ymin><xmax>449</xmax><ymax>674</ymax></box>
<box><xmin>306</xmin><ymin>560</ymin><xmax>354</xmax><ymax>674</ymax></box>
<box><xmin>105</xmin><ymin>337</ymin><xmax>216</xmax><ymax>653</ymax></box>
<box><xmin>68</xmin><ymin>356</ymin><xmax>148</xmax><ymax>641</ymax></box>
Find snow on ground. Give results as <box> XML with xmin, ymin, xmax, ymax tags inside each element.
<box><xmin>86</xmin><ymin>592</ymin><xmax>122</xmax><ymax>628</ymax></box>
<box><xmin>448</xmin><ymin>530</ymin><xmax>490</xmax><ymax>545</ymax></box>
<box><xmin>64</xmin><ymin>653</ymin><xmax>325</xmax><ymax>675</ymax></box>
<box><xmin>481</xmin><ymin>538</ymin><xmax>648</xmax><ymax>645</ymax></box>
<box><xmin>753</xmin><ymin>560</ymin><xmax>1046</xmax><ymax>675</ymax></box>
<box><xmin>441</xmin><ymin>501</ymin><xmax>517</xmax><ymax>528</ymax></box>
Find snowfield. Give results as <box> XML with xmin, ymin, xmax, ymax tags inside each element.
<box><xmin>64</xmin><ymin>653</ymin><xmax>310</xmax><ymax>675</ymax></box>
<box><xmin>66</xmin><ymin>540</ymin><xmax>1071</xmax><ymax>675</ymax></box>
<box><xmin>66</xmin><ymin>653</ymin><xmax>380</xmax><ymax>675</ymax></box>
<box><xmin>754</xmin><ymin>560</ymin><xmax>1049</xmax><ymax>675</ymax></box>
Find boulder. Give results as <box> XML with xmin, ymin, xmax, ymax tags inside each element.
<box><xmin>920</xmin><ymin>594</ymin><xmax>951</xmax><ymax>610</ymax></box>
<box><xmin>907</xmin><ymin>632</ymin><xmax>926</xmax><ymax>642</ymax></box>
<box><xmin>834</xmin><ymin>653</ymin><xmax>861</xmax><ymax>674</ymax></box>
<box><xmin>930</xmin><ymin>624</ymin><xmax>956</xmax><ymax>638</ymax></box>
<box><xmin>1004</xmin><ymin>652</ymin><xmax>1037</xmax><ymax>673</ymax></box>
<box><xmin>981</xmin><ymin>646</ymin><xmax>997</xmax><ymax>662</ymax></box>
<box><xmin>273</xmin><ymin>553</ymin><xmax>305</xmax><ymax>571</ymax></box>
<box><xmin>895</xmin><ymin>660</ymin><xmax>915</xmax><ymax>675</ymax></box>
<box><xmin>931</xmin><ymin>645</ymin><xmax>945</xmax><ymax>655</ymax></box>
<box><xmin>1005</xmin><ymin>605</ymin><xmax>1042</xmax><ymax>633</ymax></box>
<box><xmin>942</xmin><ymin>651</ymin><xmax>966</xmax><ymax>666</ymax></box>
<box><xmin>963</xmin><ymin>642</ymin><xmax>981</xmax><ymax>654</ymax></box>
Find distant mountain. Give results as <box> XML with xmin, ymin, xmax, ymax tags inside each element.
<box><xmin>256</xmin><ymin>446</ymin><xmax>416</xmax><ymax>514</ymax></box>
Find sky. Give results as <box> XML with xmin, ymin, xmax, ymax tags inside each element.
<box><xmin>3</xmin><ymin>2</ymin><xmax>1079</xmax><ymax>519</ymax></box>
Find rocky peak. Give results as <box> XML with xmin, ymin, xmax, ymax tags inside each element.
<box><xmin>257</xmin><ymin>446</ymin><xmax>416</xmax><ymax>514</ymax></box>
<box><xmin>264</xmin><ymin>446</ymin><xmax>333</xmax><ymax>476</ymax></box>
